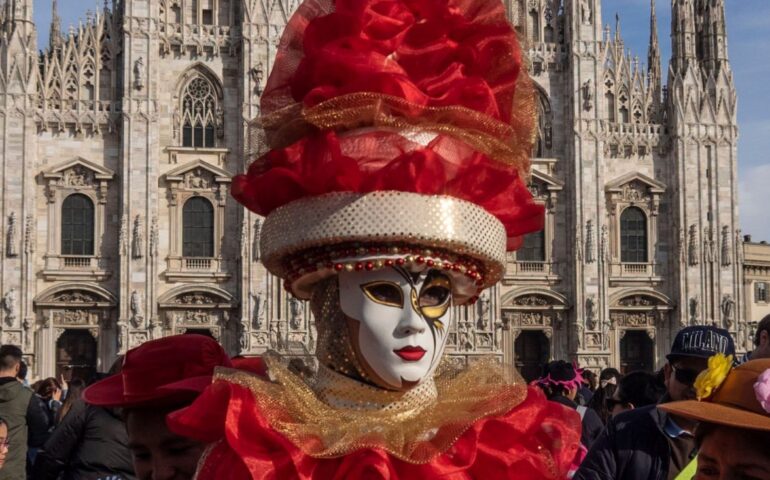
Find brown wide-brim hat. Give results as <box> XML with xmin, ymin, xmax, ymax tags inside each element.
<box><xmin>660</xmin><ymin>358</ymin><xmax>770</xmax><ymax>432</ymax></box>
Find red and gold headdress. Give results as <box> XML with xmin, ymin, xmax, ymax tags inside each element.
<box><xmin>233</xmin><ymin>0</ymin><xmax>543</xmax><ymax>304</ymax></box>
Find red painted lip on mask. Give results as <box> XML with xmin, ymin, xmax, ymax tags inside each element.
<box><xmin>394</xmin><ymin>346</ymin><xmax>427</xmax><ymax>361</ymax></box>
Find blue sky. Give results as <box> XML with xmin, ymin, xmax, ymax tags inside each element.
<box><xmin>32</xmin><ymin>0</ymin><xmax>770</xmax><ymax>240</ymax></box>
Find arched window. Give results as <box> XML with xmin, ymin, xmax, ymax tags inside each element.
<box><xmin>518</xmin><ymin>229</ymin><xmax>546</xmax><ymax>262</ymax></box>
<box><xmin>529</xmin><ymin>10</ymin><xmax>539</xmax><ymax>43</ymax></box>
<box><xmin>183</xmin><ymin>197</ymin><xmax>214</xmax><ymax>257</ymax></box>
<box><xmin>605</xmin><ymin>91</ymin><xmax>616</xmax><ymax>122</ymax></box>
<box><xmin>61</xmin><ymin>194</ymin><xmax>95</xmax><ymax>256</ymax></box>
<box><xmin>181</xmin><ymin>77</ymin><xmax>218</xmax><ymax>148</ymax></box>
<box><xmin>620</xmin><ymin>207</ymin><xmax>647</xmax><ymax>263</ymax></box>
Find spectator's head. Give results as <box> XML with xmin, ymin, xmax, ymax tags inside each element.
<box><xmin>35</xmin><ymin>377</ymin><xmax>62</xmax><ymax>400</ymax></box>
<box><xmin>753</xmin><ymin>314</ymin><xmax>770</xmax><ymax>360</ymax></box>
<box><xmin>0</xmin><ymin>345</ymin><xmax>22</xmax><ymax>378</ymax></box>
<box><xmin>661</xmin><ymin>359</ymin><xmax>770</xmax><ymax>478</ymax></box>
<box><xmin>0</xmin><ymin>417</ymin><xmax>7</xmax><ymax>470</ymax></box>
<box><xmin>607</xmin><ymin>371</ymin><xmax>666</xmax><ymax>417</ymax></box>
<box><xmin>16</xmin><ymin>361</ymin><xmax>27</xmax><ymax>384</ymax></box>
<box><xmin>599</xmin><ymin>367</ymin><xmax>621</xmax><ymax>386</ymax></box>
<box><xmin>664</xmin><ymin>326</ymin><xmax>735</xmax><ymax>402</ymax></box>
<box><xmin>83</xmin><ymin>335</ymin><xmax>232</xmax><ymax>480</ymax></box>
<box><xmin>536</xmin><ymin>361</ymin><xmax>583</xmax><ymax>401</ymax></box>
<box><xmin>582</xmin><ymin>369</ymin><xmax>597</xmax><ymax>391</ymax></box>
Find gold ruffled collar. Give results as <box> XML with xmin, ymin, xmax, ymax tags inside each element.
<box><xmin>214</xmin><ymin>354</ymin><xmax>527</xmax><ymax>464</ymax></box>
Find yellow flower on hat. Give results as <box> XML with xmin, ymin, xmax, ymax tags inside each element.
<box><xmin>694</xmin><ymin>353</ymin><xmax>734</xmax><ymax>401</ymax></box>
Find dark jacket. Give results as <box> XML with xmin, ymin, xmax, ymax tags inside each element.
<box><xmin>574</xmin><ymin>404</ymin><xmax>694</xmax><ymax>480</ymax></box>
<box><xmin>0</xmin><ymin>377</ymin><xmax>49</xmax><ymax>480</ymax></box>
<box><xmin>32</xmin><ymin>399</ymin><xmax>135</xmax><ymax>480</ymax></box>
<box><xmin>550</xmin><ymin>395</ymin><xmax>604</xmax><ymax>449</ymax></box>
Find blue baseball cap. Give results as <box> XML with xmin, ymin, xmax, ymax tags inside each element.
<box><xmin>666</xmin><ymin>325</ymin><xmax>735</xmax><ymax>361</ymax></box>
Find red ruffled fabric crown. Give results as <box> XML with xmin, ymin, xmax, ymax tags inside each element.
<box><xmin>232</xmin><ymin>0</ymin><xmax>544</xmax><ymax>249</ymax></box>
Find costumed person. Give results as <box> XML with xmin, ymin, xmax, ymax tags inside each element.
<box><xmin>168</xmin><ymin>0</ymin><xmax>582</xmax><ymax>478</ymax></box>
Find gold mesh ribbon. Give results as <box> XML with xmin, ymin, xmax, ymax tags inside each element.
<box><xmin>214</xmin><ymin>354</ymin><xmax>528</xmax><ymax>464</ymax></box>
<box><xmin>249</xmin><ymin>75</ymin><xmax>538</xmax><ymax>179</ymax></box>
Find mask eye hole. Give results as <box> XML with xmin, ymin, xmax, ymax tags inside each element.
<box><xmin>419</xmin><ymin>286</ymin><xmax>451</xmax><ymax>308</ymax></box>
<box><xmin>361</xmin><ymin>282</ymin><xmax>404</xmax><ymax>308</ymax></box>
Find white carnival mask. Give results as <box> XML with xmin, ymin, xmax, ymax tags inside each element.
<box><xmin>339</xmin><ymin>266</ymin><xmax>453</xmax><ymax>391</ymax></box>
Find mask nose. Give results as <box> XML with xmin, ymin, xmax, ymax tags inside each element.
<box><xmin>397</xmin><ymin>290</ymin><xmax>426</xmax><ymax>336</ymax></box>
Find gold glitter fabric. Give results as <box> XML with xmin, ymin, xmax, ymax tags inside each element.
<box><xmin>214</xmin><ymin>353</ymin><xmax>527</xmax><ymax>464</ymax></box>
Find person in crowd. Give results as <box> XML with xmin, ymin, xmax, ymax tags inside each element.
<box><xmin>0</xmin><ymin>345</ymin><xmax>48</xmax><ymax>480</ymax></box>
<box><xmin>56</xmin><ymin>378</ymin><xmax>85</xmax><ymax>424</ymax></box>
<box><xmin>536</xmin><ymin>360</ymin><xmax>604</xmax><ymax>449</ymax></box>
<box><xmin>575</xmin><ymin>325</ymin><xmax>736</xmax><ymax>480</ymax></box>
<box><xmin>0</xmin><ymin>418</ymin><xmax>8</xmax><ymax>471</ymax></box>
<box><xmin>606</xmin><ymin>371</ymin><xmax>666</xmax><ymax>417</ymax></box>
<box><xmin>81</xmin><ymin>334</ymin><xmax>233</xmax><ymax>480</ymax></box>
<box><xmin>28</xmin><ymin>377</ymin><xmax>63</xmax><ymax>469</ymax></box>
<box><xmin>577</xmin><ymin>369</ymin><xmax>597</xmax><ymax>406</ymax></box>
<box><xmin>16</xmin><ymin>362</ymin><xmax>27</xmax><ymax>387</ymax></box>
<box><xmin>588</xmin><ymin>368</ymin><xmax>622</xmax><ymax>425</ymax></box>
<box><xmin>738</xmin><ymin>314</ymin><xmax>770</xmax><ymax>364</ymax></box>
<box><xmin>660</xmin><ymin>358</ymin><xmax>770</xmax><ymax>479</ymax></box>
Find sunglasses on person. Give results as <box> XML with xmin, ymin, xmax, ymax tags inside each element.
<box><xmin>671</xmin><ymin>365</ymin><xmax>701</xmax><ymax>386</ymax></box>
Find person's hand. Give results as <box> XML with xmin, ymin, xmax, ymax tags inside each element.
<box><xmin>52</xmin><ymin>387</ymin><xmax>62</xmax><ymax>402</ymax></box>
<box><xmin>59</xmin><ymin>374</ymin><xmax>68</xmax><ymax>392</ymax></box>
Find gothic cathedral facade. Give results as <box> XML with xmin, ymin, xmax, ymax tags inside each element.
<box><xmin>0</xmin><ymin>0</ymin><xmax>746</xmax><ymax>380</ymax></box>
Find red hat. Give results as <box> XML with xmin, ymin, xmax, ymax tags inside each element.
<box><xmin>83</xmin><ymin>334</ymin><xmax>232</xmax><ymax>408</ymax></box>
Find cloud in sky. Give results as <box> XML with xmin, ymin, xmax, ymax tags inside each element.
<box><xmin>29</xmin><ymin>0</ymin><xmax>770</xmax><ymax>239</ymax></box>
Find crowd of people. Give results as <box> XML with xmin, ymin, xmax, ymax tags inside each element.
<box><xmin>0</xmin><ymin>315</ymin><xmax>765</xmax><ymax>479</ymax></box>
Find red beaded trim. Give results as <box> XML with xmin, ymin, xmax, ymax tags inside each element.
<box><xmin>281</xmin><ymin>242</ymin><xmax>486</xmax><ymax>304</ymax></box>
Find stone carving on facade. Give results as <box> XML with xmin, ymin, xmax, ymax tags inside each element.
<box><xmin>176</xmin><ymin>293</ymin><xmax>216</xmax><ymax>305</ymax></box>
<box><xmin>117</xmin><ymin>319</ymin><xmax>128</xmax><ymax>352</ymax></box>
<box><xmin>148</xmin><ymin>317</ymin><xmax>163</xmax><ymax>340</ymax></box>
<box><xmin>132</xmin><ymin>215</ymin><xmax>144</xmax><ymax>259</ymax></box>
<box><xmin>6</xmin><ymin>212</ymin><xmax>18</xmax><ymax>257</ymax></box>
<box><xmin>721</xmin><ymin>226</ymin><xmax>731</xmax><ymax>267</ymax></box>
<box><xmin>721</xmin><ymin>294</ymin><xmax>735</xmax><ymax>329</ymax></box>
<box><xmin>288</xmin><ymin>297</ymin><xmax>304</xmax><ymax>330</ymax></box>
<box><xmin>476</xmin><ymin>290</ymin><xmax>491</xmax><ymax>329</ymax></box>
<box><xmin>133</xmin><ymin>57</ymin><xmax>145</xmax><ymax>90</ymax></box>
<box><xmin>24</xmin><ymin>215</ymin><xmax>34</xmax><ymax>254</ymax></box>
<box><xmin>269</xmin><ymin>321</ymin><xmax>286</xmax><ymax>351</ymax></box>
<box><xmin>678</xmin><ymin>227</ymin><xmax>686</xmax><ymax>264</ymax></box>
<box><xmin>513</xmin><ymin>295</ymin><xmax>550</xmax><ymax>307</ymax></box>
<box><xmin>119</xmin><ymin>214</ymin><xmax>128</xmax><ymax>256</ymax></box>
<box><xmin>184</xmin><ymin>168</ymin><xmax>211</xmax><ymax>190</ymax></box>
<box><xmin>252</xmin><ymin>218</ymin><xmax>262</xmax><ymax>261</ymax></box>
<box><xmin>585</xmin><ymin>296</ymin><xmax>596</xmax><ymax>330</ymax></box>
<box><xmin>181</xmin><ymin>310</ymin><xmax>210</xmax><ymax>325</ymax></box>
<box><xmin>54</xmin><ymin>309</ymin><xmax>90</xmax><ymax>325</ymax></box>
<box><xmin>575</xmin><ymin>225</ymin><xmax>583</xmax><ymax>261</ymax></box>
<box><xmin>250</xmin><ymin>62</ymin><xmax>264</xmax><ymax>95</ymax></box>
<box><xmin>585</xmin><ymin>220</ymin><xmax>595</xmax><ymax>263</ymax></box>
<box><xmin>580</xmin><ymin>0</ymin><xmax>593</xmax><ymax>24</ymax></box>
<box><xmin>251</xmin><ymin>292</ymin><xmax>265</xmax><ymax>330</ymax></box>
<box><xmin>457</xmin><ymin>321</ymin><xmax>475</xmax><ymax>352</ymax></box>
<box><xmin>704</xmin><ymin>227</ymin><xmax>716</xmax><ymax>264</ymax></box>
<box><xmin>582</xmin><ymin>79</ymin><xmax>593</xmax><ymax>111</ymax></box>
<box><xmin>63</xmin><ymin>166</ymin><xmax>94</xmax><ymax>188</ymax></box>
<box><xmin>130</xmin><ymin>290</ymin><xmax>144</xmax><ymax>328</ymax></box>
<box><xmin>149</xmin><ymin>215</ymin><xmax>159</xmax><ymax>258</ymax></box>
<box><xmin>736</xmin><ymin>229</ymin><xmax>744</xmax><ymax>264</ymax></box>
<box><xmin>617</xmin><ymin>295</ymin><xmax>655</xmax><ymax>307</ymax></box>
<box><xmin>600</xmin><ymin>225</ymin><xmax>610</xmax><ymax>263</ymax></box>
<box><xmin>688</xmin><ymin>224</ymin><xmax>699</xmax><ymax>266</ymax></box>
<box><xmin>2</xmin><ymin>289</ymin><xmax>17</xmax><ymax>326</ymax></box>
<box><xmin>53</xmin><ymin>291</ymin><xmax>96</xmax><ymax>303</ymax></box>
<box><xmin>689</xmin><ymin>297</ymin><xmax>700</xmax><ymax>325</ymax></box>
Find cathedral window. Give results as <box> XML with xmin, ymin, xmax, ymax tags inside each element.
<box><xmin>518</xmin><ymin>230</ymin><xmax>546</xmax><ymax>262</ymax></box>
<box><xmin>605</xmin><ymin>91</ymin><xmax>616</xmax><ymax>123</ymax></box>
<box><xmin>756</xmin><ymin>282</ymin><xmax>768</xmax><ymax>303</ymax></box>
<box><xmin>202</xmin><ymin>8</ymin><xmax>214</xmax><ymax>25</ymax></box>
<box><xmin>529</xmin><ymin>9</ymin><xmax>539</xmax><ymax>43</ymax></box>
<box><xmin>620</xmin><ymin>207</ymin><xmax>647</xmax><ymax>263</ymax></box>
<box><xmin>61</xmin><ymin>194</ymin><xmax>95</xmax><ymax>256</ymax></box>
<box><xmin>181</xmin><ymin>77</ymin><xmax>218</xmax><ymax>148</ymax></box>
<box><xmin>183</xmin><ymin>197</ymin><xmax>215</xmax><ymax>257</ymax></box>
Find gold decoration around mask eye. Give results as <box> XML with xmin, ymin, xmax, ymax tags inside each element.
<box><xmin>361</xmin><ymin>281</ymin><xmax>404</xmax><ymax>309</ymax></box>
<box><xmin>419</xmin><ymin>275</ymin><xmax>452</xmax><ymax>324</ymax></box>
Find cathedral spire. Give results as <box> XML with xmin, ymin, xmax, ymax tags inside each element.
<box><xmin>647</xmin><ymin>0</ymin><xmax>662</xmax><ymax>116</ymax></box>
<box><xmin>671</xmin><ymin>0</ymin><xmax>697</xmax><ymax>75</ymax></box>
<box><xmin>698</xmin><ymin>0</ymin><xmax>729</xmax><ymax>75</ymax></box>
<box><xmin>49</xmin><ymin>0</ymin><xmax>62</xmax><ymax>51</ymax></box>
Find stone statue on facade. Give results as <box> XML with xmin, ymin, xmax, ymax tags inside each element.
<box><xmin>704</xmin><ymin>226</ymin><xmax>716</xmax><ymax>264</ymax></box>
<box><xmin>585</xmin><ymin>296</ymin><xmax>596</xmax><ymax>330</ymax></box>
<box><xmin>132</xmin><ymin>215</ymin><xmax>144</xmax><ymax>259</ymax></box>
<box><xmin>6</xmin><ymin>212</ymin><xmax>18</xmax><ymax>257</ymax></box>
<box><xmin>721</xmin><ymin>226</ymin><xmax>731</xmax><ymax>267</ymax></box>
<box><xmin>3</xmin><ymin>288</ymin><xmax>17</xmax><ymax>326</ymax></box>
<box><xmin>24</xmin><ymin>215</ymin><xmax>34</xmax><ymax>254</ymax></box>
<box><xmin>251</xmin><ymin>292</ymin><xmax>265</xmax><ymax>330</ymax></box>
<box><xmin>688</xmin><ymin>224</ymin><xmax>699</xmax><ymax>266</ymax></box>
<box><xmin>689</xmin><ymin>297</ymin><xmax>699</xmax><ymax>325</ymax></box>
<box><xmin>289</xmin><ymin>296</ymin><xmax>304</xmax><ymax>330</ymax></box>
<box><xmin>130</xmin><ymin>290</ymin><xmax>143</xmax><ymax>328</ymax></box>
<box><xmin>721</xmin><ymin>295</ymin><xmax>735</xmax><ymax>329</ymax></box>
<box><xmin>117</xmin><ymin>319</ymin><xmax>128</xmax><ymax>352</ymax></box>
<box><xmin>580</xmin><ymin>0</ymin><xmax>593</xmax><ymax>25</ymax></box>
<box><xmin>582</xmin><ymin>79</ymin><xmax>593</xmax><ymax>111</ymax></box>
<box><xmin>149</xmin><ymin>215</ymin><xmax>159</xmax><ymax>258</ymax></box>
<box><xmin>133</xmin><ymin>57</ymin><xmax>145</xmax><ymax>91</ymax></box>
<box><xmin>252</xmin><ymin>218</ymin><xmax>262</xmax><ymax>261</ymax></box>
<box><xmin>476</xmin><ymin>290</ymin><xmax>491</xmax><ymax>329</ymax></box>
